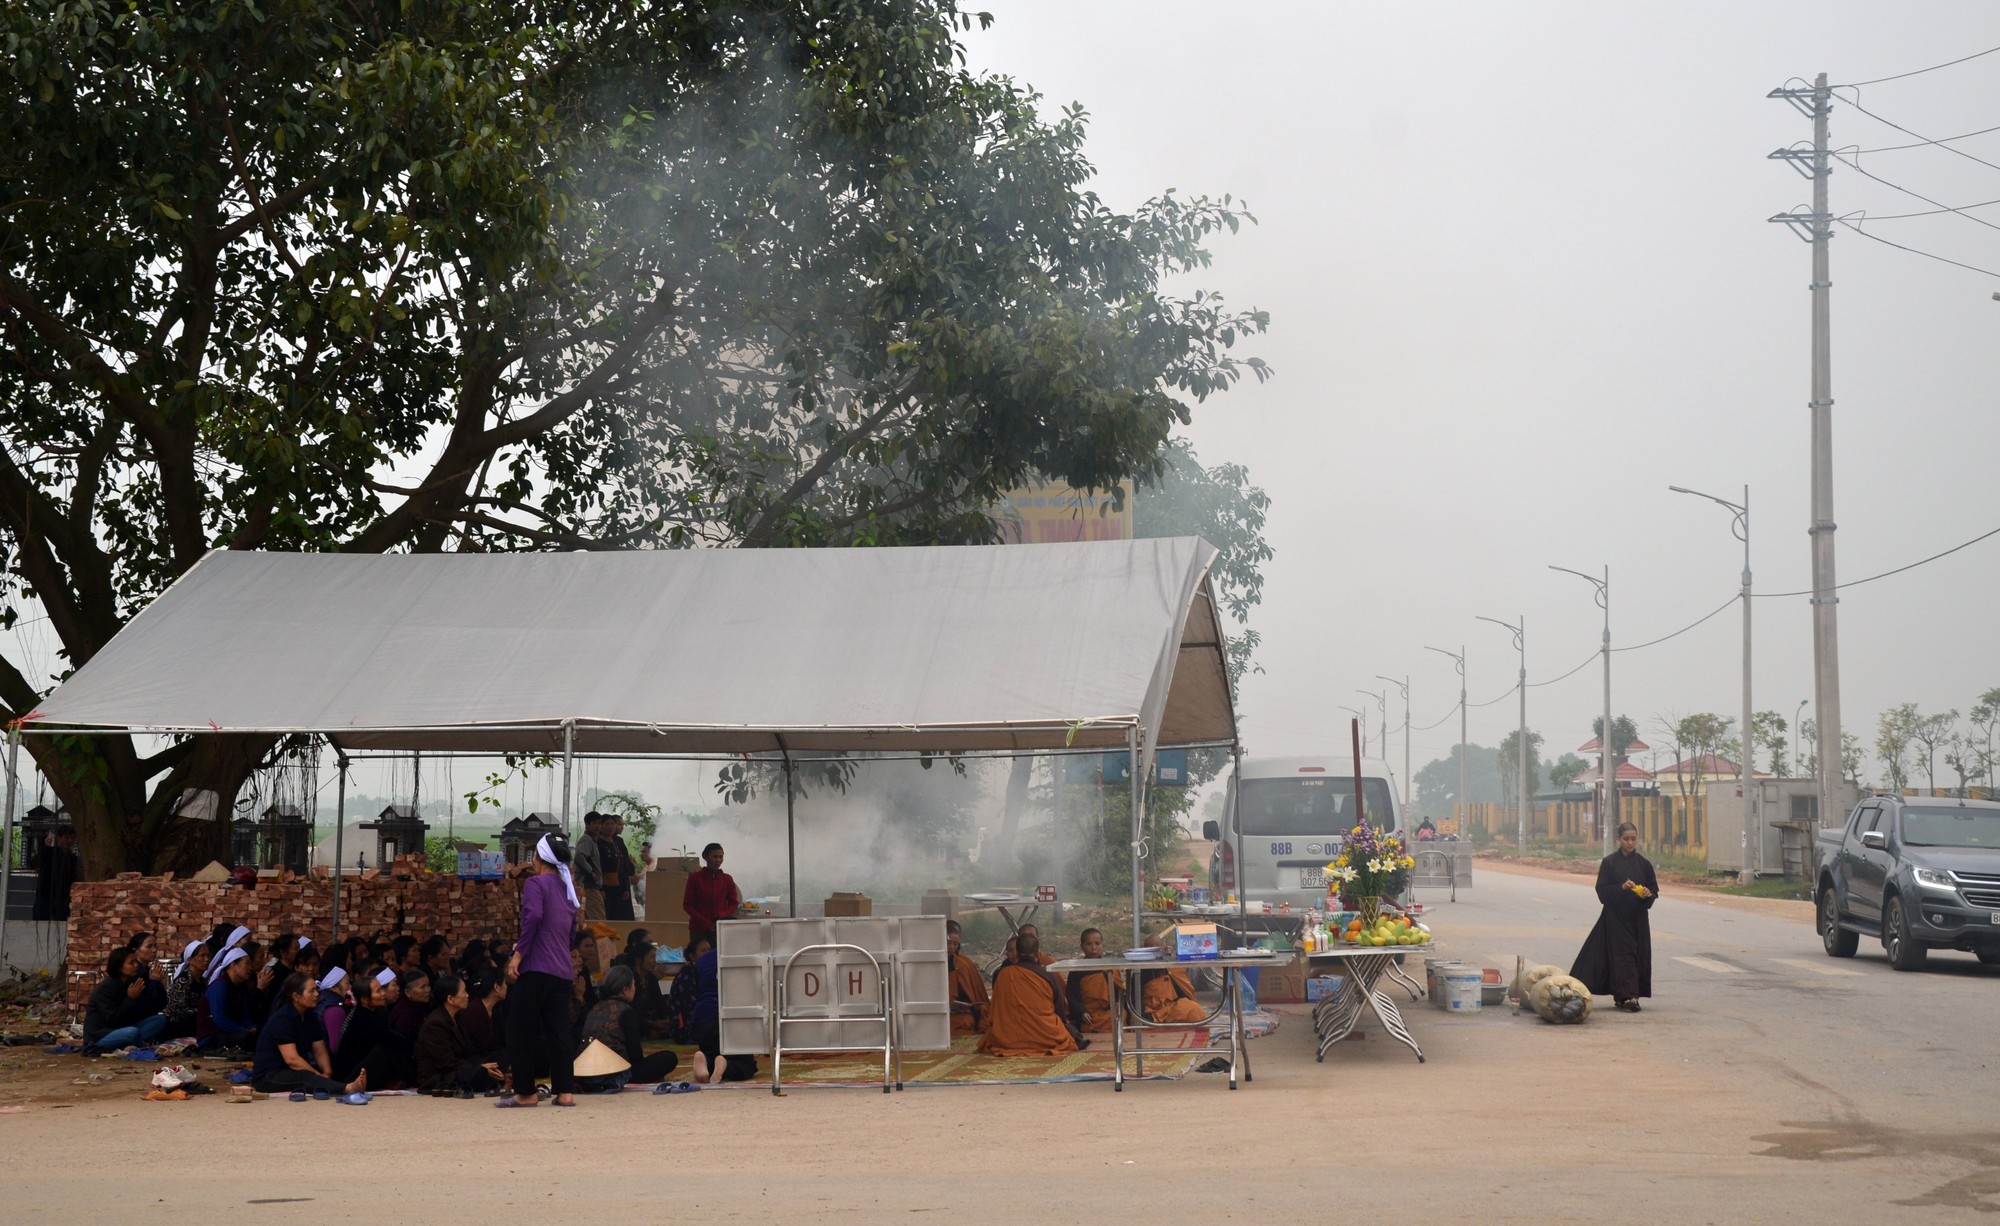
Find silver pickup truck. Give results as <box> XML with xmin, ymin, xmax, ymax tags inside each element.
<box><xmin>1814</xmin><ymin>794</ymin><xmax>2000</xmax><ymax>971</ymax></box>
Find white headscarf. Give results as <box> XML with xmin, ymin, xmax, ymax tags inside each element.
<box><xmin>296</xmin><ymin>936</ymin><xmax>313</xmax><ymax>951</ymax></box>
<box><xmin>374</xmin><ymin>968</ymin><xmax>396</xmax><ymax>987</ymax></box>
<box><xmin>179</xmin><ymin>939</ymin><xmax>205</xmax><ymax>971</ymax></box>
<box><xmin>208</xmin><ymin>947</ymin><xmax>246</xmax><ymax>984</ymax></box>
<box><xmin>318</xmin><ymin>967</ymin><xmax>347</xmax><ymax>992</ymax></box>
<box><xmin>224</xmin><ymin>925</ymin><xmax>250</xmax><ymax>951</ymax></box>
<box><xmin>537</xmin><ymin>834</ymin><xmax>580</xmax><ymax>910</ymax></box>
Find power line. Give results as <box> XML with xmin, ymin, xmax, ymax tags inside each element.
<box><xmin>1833</xmin><ymin>152</ymin><xmax>2000</xmax><ymax>233</ymax></box>
<box><xmin>1859</xmin><ymin>120</ymin><xmax>2000</xmax><ymax>154</ymax></box>
<box><xmin>1756</xmin><ymin>523</ymin><xmax>2000</xmax><ymax>598</ymax></box>
<box><xmin>1836</xmin><ymin>216</ymin><xmax>2000</xmax><ymax>278</ymax></box>
<box><xmin>1861</xmin><ymin>197</ymin><xmax>2000</xmax><ymax>220</ymax></box>
<box><xmin>1844</xmin><ymin>97</ymin><xmax>2000</xmax><ymax>176</ymax></box>
<box><xmin>1527</xmin><ymin>651</ymin><xmax>1600</xmax><ymax>687</ymax></box>
<box><xmin>1612</xmin><ymin>594</ymin><xmax>1738</xmax><ymax>653</ymax></box>
<box><xmin>1840</xmin><ymin>44</ymin><xmax>2000</xmax><ymax>88</ymax></box>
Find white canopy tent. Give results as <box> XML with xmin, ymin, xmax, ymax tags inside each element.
<box><xmin>2</xmin><ymin>539</ymin><xmax>1242</xmax><ymax>952</ymax></box>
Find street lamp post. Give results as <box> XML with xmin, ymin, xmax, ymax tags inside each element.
<box><xmin>1377</xmin><ymin>674</ymin><xmax>1411</xmax><ymax>818</ymax></box>
<box><xmin>1426</xmin><ymin>647</ymin><xmax>1467</xmax><ymax>836</ymax></box>
<box><xmin>1672</xmin><ymin>484</ymin><xmax>1756</xmax><ymax>883</ymax></box>
<box><xmin>1359</xmin><ymin>689</ymin><xmax>1387</xmax><ymax>760</ymax></box>
<box><xmin>1551</xmin><ymin>565</ymin><xmax>1614</xmax><ymax>858</ymax></box>
<box><xmin>1477</xmin><ymin>615</ymin><xmax>1528</xmax><ymax>856</ymax></box>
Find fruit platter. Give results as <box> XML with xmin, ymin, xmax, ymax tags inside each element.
<box><xmin>1330</xmin><ymin>913</ymin><xmax>1432</xmax><ymax>947</ymax></box>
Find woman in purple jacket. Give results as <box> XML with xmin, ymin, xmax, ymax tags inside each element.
<box><xmin>501</xmin><ymin>833</ymin><xmax>580</xmax><ymax>1108</ymax></box>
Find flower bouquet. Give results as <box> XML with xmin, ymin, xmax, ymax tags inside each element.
<box><xmin>1324</xmin><ymin>823</ymin><xmax>1416</xmax><ymax>927</ymax></box>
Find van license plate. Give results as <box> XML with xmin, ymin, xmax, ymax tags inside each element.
<box><xmin>1991</xmin><ymin>912</ymin><xmax>2000</xmax><ymax>925</ymax></box>
<box><xmin>1300</xmin><ymin>867</ymin><xmax>1325</xmax><ymax>888</ymax></box>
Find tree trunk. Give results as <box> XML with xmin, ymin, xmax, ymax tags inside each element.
<box><xmin>992</xmin><ymin>756</ymin><xmax>1033</xmax><ymax>869</ymax></box>
<box><xmin>32</xmin><ymin>731</ymin><xmax>277</xmax><ymax>878</ymax></box>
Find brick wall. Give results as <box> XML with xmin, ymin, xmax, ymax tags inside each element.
<box><xmin>66</xmin><ymin>865</ymin><xmax>524</xmax><ymax>973</ymax></box>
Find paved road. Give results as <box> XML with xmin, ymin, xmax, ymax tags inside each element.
<box><xmin>1436</xmin><ymin>859</ymin><xmax>2000</xmax><ymax>1218</ymax></box>
<box><xmin>7</xmin><ymin>860</ymin><xmax>2000</xmax><ymax>1222</ymax></box>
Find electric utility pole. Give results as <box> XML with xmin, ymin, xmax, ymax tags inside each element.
<box><xmin>1479</xmin><ymin>615</ymin><xmax>1528</xmax><ymax>855</ymax></box>
<box><xmin>1426</xmin><ymin>646</ymin><xmax>1467</xmax><ymax>836</ymax></box>
<box><xmin>1551</xmin><ymin>566</ymin><xmax>1614</xmax><ymax>857</ymax></box>
<box><xmin>1377</xmin><ymin>674</ymin><xmax>1411</xmax><ymax>818</ymax></box>
<box><xmin>1769</xmin><ymin>72</ymin><xmax>1844</xmax><ymax>831</ymax></box>
<box><xmin>1672</xmin><ymin>484</ymin><xmax>1756</xmax><ymax>884</ymax></box>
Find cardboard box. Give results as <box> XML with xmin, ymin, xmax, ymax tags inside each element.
<box><xmin>595</xmin><ymin>919</ymin><xmax>691</xmax><ymax>952</ymax></box>
<box><xmin>825</xmin><ymin>892</ymin><xmax>873</xmax><ymax>917</ymax></box>
<box><xmin>920</xmin><ymin>889</ymin><xmax>957</xmax><ymax>919</ymax></box>
<box><xmin>1172</xmin><ymin>922</ymin><xmax>1219</xmax><ymax>961</ymax></box>
<box><xmin>1254</xmin><ymin>952</ymin><xmax>1308</xmax><ymax>1003</ymax></box>
<box><xmin>644</xmin><ymin>870</ymin><xmax>691</xmax><ymax>923</ymax></box>
<box><xmin>1304</xmin><ymin>972</ymin><xmax>1345</xmax><ymax>1003</ymax></box>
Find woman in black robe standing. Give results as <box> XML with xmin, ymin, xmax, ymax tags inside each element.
<box><xmin>1570</xmin><ymin>821</ymin><xmax>1658</xmax><ymax>1012</ymax></box>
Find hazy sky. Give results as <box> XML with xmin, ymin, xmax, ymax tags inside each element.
<box><xmin>964</xmin><ymin>1</ymin><xmax>2000</xmax><ymax>783</ymax></box>
<box><xmin>10</xmin><ymin>4</ymin><xmax>1999</xmax><ymax>830</ymax></box>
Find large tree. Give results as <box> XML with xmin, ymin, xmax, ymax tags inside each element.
<box><xmin>0</xmin><ymin>0</ymin><xmax>1269</xmax><ymax>874</ymax></box>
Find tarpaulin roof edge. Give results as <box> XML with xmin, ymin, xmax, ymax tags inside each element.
<box><xmin>27</xmin><ymin>539</ymin><xmax>1239</xmax><ymax>754</ymax></box>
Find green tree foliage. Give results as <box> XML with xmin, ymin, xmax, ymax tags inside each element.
<box><xmin>1750</xmin><ymin>710</ymin><xmax>1790</xmax><ymax>776</ymax></box>
<box><xmin>1413</xmin><ymin>743</ymin><xmax>1502</xmax><ymax>816</ymax></box>
<box><xmin>0</xmin><ymin>0</ymin><xmax>1268</xmax><ymax>874</ymax></box>
<box><xmin>1547</xmin><ymin>752</ymin><xmax>1588</xmax><ymax>792</ymax></box>
<box><xmin>1798</xmin><ymin>718</ymin><xmax>1865</xmax><ymax>788</ymax></box>
<box><xmin>1875</xmin><ymin>704</ymin><xmax>1919</xmax><ymax>792</ymax></box>
<box><xmin>1133</xmin><ymin>438</ymin><xmax>1272</xmax><ymax>683</ymax></box>
<box><xmin>1589</xmin><ymin>715</ymin><xmax>1641</xmax><ymax>759</ymax></box>
<box><xmin>1657</xmin><ymin>712</ymin><xmax>1734</xmax><ymax>806</ymax></box>
<box><xmin>591</xmin><ymin>788</ymin><xmax>662</xmax><ymax>854</ymax></box>
<box><xmin>1495</xmin><ymin>728</ymin><xmax>1543</xmax><ymax>801</ymax></box>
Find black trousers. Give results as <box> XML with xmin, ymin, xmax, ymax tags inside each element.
<box><xmin>690</xmin><ymin>1021</ymin><xmax>758</xmax><ymax>1081</ymax></box>
<box><xmin>506</xmin><ymin>971</ymin><xmax>575</xmax><ymax>1096</ymax></box>
<box><xmin>254</xmin><ymin>1066</ymin><xmax>346</xmax><ymax>1095</ymax></box>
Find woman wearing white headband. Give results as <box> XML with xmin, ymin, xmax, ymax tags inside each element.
<box><xmin>316</xmin><ymin>967</ymin><xmax>353</xmax><ymax>1052</ymax></box>
<box><xmin>198</xmin><ymin>947</ymin><xmax>259</xmax><ymax>1054</ymax></box>
<box><xmin>501</xmin><ymin>833</ymin><xmax>580</xmax><ymax>1108</ymax></box>
<box><xmin>162</xmin><ymin>939</ymin><xmax>213</xmax><ymax>1040</ymax></box>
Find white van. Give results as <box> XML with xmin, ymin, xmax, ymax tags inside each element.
<box><xmin>1201</xmin><ymin>756</ymin><xmax>1402</xmax><ymax>913</ymax></box>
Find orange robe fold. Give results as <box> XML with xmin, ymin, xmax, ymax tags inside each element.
<box><xmin>1142</xmin><ymin>967</ymin><xmax>1206</xmax><ymax>1024</ymax></box>
<box><xmin>1067</xmin><ymin>969</ymin><xmax>1122</xmax><ymax>1033</ymax></box>
<box><xmin>978</xmin><ymin>964</ymin><xmax>1080</xmax><ymax>1056</ymax></box>
<box><xmin>948</xmin><ymin>953</ymin><xmax>990</xmax><ymax>1036</ymax></box>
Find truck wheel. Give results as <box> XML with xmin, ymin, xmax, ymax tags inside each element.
<box><xmin>1883</xmin><ymin>895</ymin><xmax>1928</xmax><ymax>971</ymax></box>
<box><xmin>1819</xmin><ymin>888</ymin><xmax>1857</xmax><ymax>958</ymax></box>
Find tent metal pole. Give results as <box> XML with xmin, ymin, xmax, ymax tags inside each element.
<box><xmin>1129</xmin><ymin>727</ymin><xmax>1142</xmax><ymax>949</ymax></box>
<box><xmin>559</xmin><ymin>721</ymin><xmax>575</xmax><ymax>837</ymax></box>
<box><xmin>777</xmin><ymin>736</ymin><xmax>796</xmax><ymax>919</ymax></box>
<box><xmin>1233</xmin><ymin>743</ymin><xmax>1247</xmax><ymax>939</ymax></box>
<box><xmin>331</xmin><ymin>748</ymin><xmax>347</xmax><ymax>946</ymax></box>
<box><xmin>0</xmin><ymin>728</ymin><xmax>18</xmax><ymax>973</ymax></box>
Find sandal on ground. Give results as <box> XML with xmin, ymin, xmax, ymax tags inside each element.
<box><xmin>1615</xmin><ymin>999</ymin><xmax>1641</xmax><ymax>1013</ymax></box>
<box><xmin>335</xmin><ymin>1092</ymin><xmax>371</xmax><ymax>1105</ymax></box>
<box><xmin>495</xmin><ymin>1097</ymin><xmax>539</xmax><ymax>1108</ymax></box>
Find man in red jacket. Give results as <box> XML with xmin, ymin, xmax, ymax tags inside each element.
<box><xmin>682</xmin><ymin>842</ymin><xmax>741</xmax><ymax>945</ymax></box>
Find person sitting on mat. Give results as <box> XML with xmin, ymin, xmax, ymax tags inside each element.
<box><xmin>945</xmin><ymin>921</ymin><xmax>988</xmax><ymax>1036</ymax></box>
<box><xmin>978</xmin><ymin>933</ymin><xmax>1084</xmax><ymax>1057</ymax></box>
<box><xmin>686</xmin><ymin>945</ymin><xmax>757</xmax><ymax>1084</ymax></box>
<box><xmin>416</xmin><ymin>973</ymin><xmax>505</xmax><ymax>1096</ymax></box>
<box><xmin>1065</xmin><ymin>928</ymin><xmax>1122</xmax><ymax>1034</ymax></box>
<box><xmin>251</xmin><ymin>972</ymin><xmax>368</xmax><ymax>1101</ymax></box>
<box><xmin>1139</xmin><ymin>929</ymin><xmax>1207</xmax><ymax>1024</ymax></box>
<box><xmin>575</xmin><ymin>966</ymin><xmax>680</xmax><ymax>1092</ymax></box>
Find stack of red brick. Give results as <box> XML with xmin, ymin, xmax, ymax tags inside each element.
<box><xmin>66</xmin><ymin>860</ymin><xmax>524</xmax><ymax>973</ymax></box>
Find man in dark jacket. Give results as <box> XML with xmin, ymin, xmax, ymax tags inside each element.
<box><xmin>33</xmin><ymin>828</ymin><xmax>79</xmax><ymax>922</ymax></box>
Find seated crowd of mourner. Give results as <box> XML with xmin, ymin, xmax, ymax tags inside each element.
<box><xmin>77</xmin><ymin>827</ymin><xmax>1210</xmax><ymax>1103</ymax></box>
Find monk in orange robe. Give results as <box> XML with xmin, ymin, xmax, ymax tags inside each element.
<box><xmin>946</xmin><ymin>920</ymin><xmax>989</xmax><ymax>1036</ymax></box>
<box><xmin>1064</xmin><ymin>927</ymin><xmax>1122</xmax><ymax>1033</ymax></box>
<box><xmin>1016</xmin><ymin>924</ymin><xmax>1057</xmax><ymax>968</ymax></box>
<box><xmin>1140</xmin><ymin>929</ymin><xmax>1206</xmax><ymax>1024</ymax></box>
<box><xmin>978</xmin><ymin>934</ymin><xmax>1083</xmax><ymax>1056</ymax></box>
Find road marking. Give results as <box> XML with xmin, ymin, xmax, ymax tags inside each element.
<box><xmin>1529</xmin><ymin>897</ymin><xmax>1550</xmax><ymax>905</ymax></box>
<box><xmin>1771</xmin><ymin>957</ymin><xmax>1864</xmax><ymax>977</ymax></box>
<box><xmin>1673</xmin><ymin>955</ymin><xmax>1747</xmax><ymax>974</ymax></box>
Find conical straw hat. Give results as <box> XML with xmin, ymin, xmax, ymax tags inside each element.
<box><xmin>573</xmin><ymin>1038</ymin><xmax>631</xmax><ymax>1078</ymax></box>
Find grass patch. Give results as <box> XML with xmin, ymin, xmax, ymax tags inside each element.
<box><xmin>1697</xmin><ymin>876</ymin><xmax>1815</xmax><ymax>901</ymax></box>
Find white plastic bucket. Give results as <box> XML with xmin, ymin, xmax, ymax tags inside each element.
<box><xmin>1442</xmin><ymin>968</ymin><xmax>1482</xmax><ymax>1013</ymax></box>
<box><xmin>1425</xmin><ymin>959</ymin><xmax>1461</xmax><ymax>1007</ymax></box>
